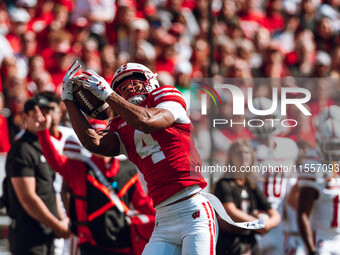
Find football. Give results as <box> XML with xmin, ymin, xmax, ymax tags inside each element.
<box><xmin>72</xmin><ymin>81</ymin><xmax>110</xmax><ymax>120</ymax></box>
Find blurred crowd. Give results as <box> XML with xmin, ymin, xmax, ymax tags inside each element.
<box><xmin>0</xmin><ymin>0</ymin><xmax>339</xmax><ymax>152</ymax></box>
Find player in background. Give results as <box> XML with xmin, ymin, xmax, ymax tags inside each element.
<box><xmin>63</xmin><ymin>62</ymin><xmax>216</xmax><ymax>255</ymax></box>
<box><xmin>247</xmin><ymin>97</ymin><xmax>299</xmax><ymax>255</ymax></box>
<box><xmin>61</xmin><ymin>61</ymin><xmax>264</xmax><ymax>254</ymax></box>
<box><xmin>297</xmin><ymin>106</ymin><xmax>340</xmax><ymax>255</ymax></box>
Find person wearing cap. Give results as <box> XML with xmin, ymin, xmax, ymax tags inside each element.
<box><xmin>4</xmin><ymin>95</ymin><xmax>71</xmax><ymax>255</ymax></box>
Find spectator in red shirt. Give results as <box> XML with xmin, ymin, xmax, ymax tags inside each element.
<box><xmin>154</xmin><ymin>28</ymin><xmax>177</xmax><ymax>73</ymax></box>
<box><xmin>237</xmin><ymin>0</ymin><xmax>268</xmax><ymax>40</ymax></box>
<box><xmin>6</xmin><ymin>8</ymin><xmax>30</xmax><ymax>54</ymax></box>
<box><xmin>36</xmin><ymin>4</ymin><xmax>70</xmax><ymax>54</ymax></box>
<box><xmin>69</xmin><ymin>17</ymin><xmax>91</xmax><ymax>57</ymax></box>
<box><xmin>265</xmin><ymin>0</ymin><xmax>284</xmax><ymax>34</ymax></box>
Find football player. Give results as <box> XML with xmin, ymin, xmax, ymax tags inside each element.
<box><xmin>247</xmin><ymin>97</ymin><xmax>299</xmax><ymax>255</ymax></box>
<box><xmin>62</xmin><ymin>62</ymin><xmax>217</xmax><ymax>254</ymax></box>
<box><xmin>297</xmin><ymin>106</ymin><xmax>340</xmax><ymax>255</ymax></box>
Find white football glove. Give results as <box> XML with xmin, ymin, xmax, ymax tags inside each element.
<box><xmin>61</xmin><ymin>60</ymin><xmax>81</xmax><ymax>101</ymax></box>
<box><xmin>82</xmin><ymin>69</ymin><xmax>114</xmax><ymax>101</ymax></box>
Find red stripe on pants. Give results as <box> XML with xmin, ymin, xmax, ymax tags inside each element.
<box><xmin>207</xmin><ymin>201</ymin><xmax>216</xmax><ymax>243</ymax></box>
<box><xmin>202</xmin><ymin>202</ymin><xmax>214</xmax><ymax>255</ymax></box>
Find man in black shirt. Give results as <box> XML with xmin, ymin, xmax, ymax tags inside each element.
<box><xmin>4</xmin><ymin>95</ymin><xmax>71</xmax><ymax>255</ymax></box>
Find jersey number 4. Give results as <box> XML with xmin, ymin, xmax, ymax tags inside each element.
<box><xmin>134</xmin><ymin>130</ymin><xmax>165</xmax><ymax>164</ymax></box>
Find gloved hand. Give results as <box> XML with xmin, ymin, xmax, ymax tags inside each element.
<box><xmin>61</xmin><ymin>60</ymin><xmax>81</xmax><ymax>101</ymax></box>
<box><xmin>81</xmin><ymin>69</ymin><xmax>114</xmax><ymax>101</ymax></box>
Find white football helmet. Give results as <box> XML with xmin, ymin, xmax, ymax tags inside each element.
<box><xmin>316</xmin><ymin>118</ymin><xmax>340</xmax><ymax>163</ymax></box>
<box><xmin>63</xmin><ymin>135</ymin><xmax>92</xmax><ymax>161</ymax></box>
<box><xmin>111</xmin><ymin>63</ymin><xmax>159</xmax><ymax>105</ymax></box>
<box><xmin>246</xmin><ymin>97</ymin><xmax>281</xmax><ymax>138</ymax></box>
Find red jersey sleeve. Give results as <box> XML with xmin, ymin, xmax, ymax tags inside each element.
<box><xmin>131</xmin><ymin>177</ymin><xmax>156</xmax><ymax>216</ymax></box>
<box><xmin>37</xmin><ymin>129</ymin><xmax>70</xmax><ymax>178</ymax></box>
<box><xmin>147</xmin><ymin>86</ymin><xmax>187</xmax><ymax>110</ymax></box>
<box><xmin>0</xmin><ymin>116</ymin><xmax>11</xmax><ymax>153</ymax></box>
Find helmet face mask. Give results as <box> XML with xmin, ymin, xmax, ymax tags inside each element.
<box><xmin>111</xmin><ymin>63</ymin><xmax>159</xmax><ymax>105</ymax></box>
<box><xmin>116</xmin><ymin>79</ymin><xmax>148</xmax><ymax>100</ymax></box>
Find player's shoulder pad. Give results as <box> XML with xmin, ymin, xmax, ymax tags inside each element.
<box><xmin>148</xmin><ymin>85</ymin><xmax>187</xmax><ymax>110</ymax></box>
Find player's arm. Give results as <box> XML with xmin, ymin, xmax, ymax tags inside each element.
<box><xmin>79</xmin><ymin>70</ymin><xmax>176</xmax><ymax>133</ymax></box>
<box><xmin>107</xmin><ymin>93</ymin><xmax>175</xmax><ymax>133</ymax></box>
<box><xmin>63</xmin><ymin>100</ymin><xmax>120</xmax><ymax>156</ymax></box>
<box><xmin>61</xmin><ymin>61</ymin><xmax>120</xmax><ymax>156</ymax></box>
<box><xmin>297</xmin><ymin>186</ymin><xmax>319</xmax><ymax>254</ymax></box>
<box><xmin>11</xmin><ymin>177</ymin><xmax>71</xmax><ymax>238</ymax></box>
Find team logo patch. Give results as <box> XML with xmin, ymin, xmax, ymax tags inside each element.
<box><xmin>192</xmin><ymin>210</ymin><xmax>200</xmax><ymax>219</ymax></box>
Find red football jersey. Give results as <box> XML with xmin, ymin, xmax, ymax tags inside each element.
<box><xmin>108</xmin><ymin>86</ymin><xmax>207</xmax><ymax>205</ymax></box>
